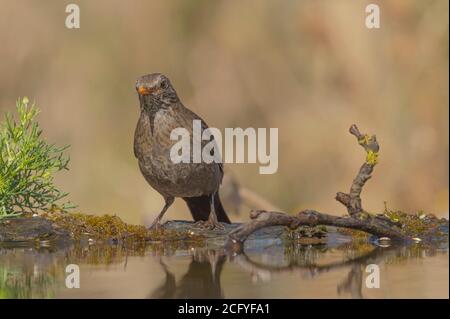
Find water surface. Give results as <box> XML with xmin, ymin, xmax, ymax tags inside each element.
<box><xmin>1</xmin><ymin>236</ymin><xmax>447</xmax><ymax>299</ymax></box>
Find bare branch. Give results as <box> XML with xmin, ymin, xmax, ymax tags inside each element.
<box><xmin>227</xmin><ymin>125</ymin><xmax>410</xmax><ymax>248</ymax></box>
<box><xmin>228</xmin><ymin>209</ymin><xmax>406</xmax><ymax>246</ymax></box>
<box><xmin>336</xmin><ymin>124</ymin><xmax>379</xmax><ymax>216</ymax></box>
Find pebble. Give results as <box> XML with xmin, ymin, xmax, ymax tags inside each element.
<box><xmin>375</xmin><ymin>237</ymin><xmax>391</xmax><ymax>247</ymax></box>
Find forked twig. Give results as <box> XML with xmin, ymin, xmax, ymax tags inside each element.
<box><xmin>228</xmin><ymin>125</ymin><xmax>409</xmax><ymax>247</ymax></box>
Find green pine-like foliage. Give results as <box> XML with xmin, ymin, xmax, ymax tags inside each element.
<box><xmin>0</xmin><ymin>97</ymin><xmax>72</xmax><ymax>218</ymax></box>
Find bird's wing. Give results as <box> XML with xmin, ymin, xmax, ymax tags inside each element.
<box><xmin>133</xmin><ymin>113</ymin><xmax>146</xmax><ymax>159</ymax></box>
<box><xmin>200</xmin><ymin>118</ymin><xmax>224</xmax><ymax>176</ymax></box>
<box><xmin>177</xmin><ymin>105</ymin><xmax>224</xmax><ymax>177</ymax></box>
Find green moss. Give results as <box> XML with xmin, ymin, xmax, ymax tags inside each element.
<box><xmin>41</xmin><ymin>209</ymin><xmax>205</xmax><ymax>243</ymax></box>
<box><xmin>337</xmin><ymin>227</ymin><xmax>370</xmax><ymax>241</ymax></box>
<box><xmin>382</xmin><ymin>203</ymin><xmax>448</xmax><ymax>240</ymax></box>
<box><xmin>336</xmin><ymin>203</ymin><xmax>448</xmax><ymax>243</ymax></box>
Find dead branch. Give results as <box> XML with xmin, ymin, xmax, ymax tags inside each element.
<box><xmin>228</xmin><ymin>124</ymin><xmax>410</xmax><ymax>247</ymax></box>
<box><xmin>336</xmin><ymin>124</ymin><xmax>379</xmax><ymax>216</ymax></box>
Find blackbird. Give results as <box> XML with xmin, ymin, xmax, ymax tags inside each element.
<box><xmin>134</xmin><ymin>73</ymin><xmax>231</xmax><ymax>229</ymax></box>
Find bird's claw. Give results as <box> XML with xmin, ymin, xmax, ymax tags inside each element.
<box><xmin>194</xmin><ymin>220</ymin><xmax>225</xmax><ymax>230</ymax></box>
<box><xmin>148</xmin><ymin>220</ymin><xmax>162</xmax><ymax>232</ymax></box>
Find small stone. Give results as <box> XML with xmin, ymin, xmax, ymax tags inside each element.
<box><xmin>375</xmin><ymin>237</ymin><xmax>391</xmax><ymax>248</ymax></box>
<box><xmin>39</xmin><ymin>240</ymin><xmax>51</xmax><ymax>247</ymax></box>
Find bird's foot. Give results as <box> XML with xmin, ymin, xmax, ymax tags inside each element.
<box><xmin>194</xmin><ymin>220</ymin><xmax>225</xmax><ymax>231</ymax></box>
<box><xmin>148</xmin><ymin>219</ymin><xmax>163</xmax><ymax>232</ymax></box>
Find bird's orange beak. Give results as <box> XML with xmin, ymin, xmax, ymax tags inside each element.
<box><xmin>137</xmin><ymin>86</ymin><xmax>153</xmax><ymax>95</ymax></box>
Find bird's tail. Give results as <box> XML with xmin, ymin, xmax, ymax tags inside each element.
<box><xmin>183</xmin><ymin>192</ymin><xmax>231</xmax><ymax>223</ymax></box>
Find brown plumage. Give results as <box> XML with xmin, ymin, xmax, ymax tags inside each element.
<box><xmin>133</xmin><ymin>73</ymin><xmax>230</xmax><ymax>229</ymax></box>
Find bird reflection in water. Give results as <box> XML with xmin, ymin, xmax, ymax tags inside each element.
<box><xmin>149</xmin><ymin>250</ymin><xmax>226</xmax><ymax>299</ymax></box>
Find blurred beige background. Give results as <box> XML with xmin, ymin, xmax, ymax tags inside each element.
<box><xmin>0</xmin><ymin>0</ymin><xmax>448</xmax><ymax>225</ymax></box>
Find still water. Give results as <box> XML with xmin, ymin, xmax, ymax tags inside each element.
<box><xmin>0</xmin><ymin>236</ymin><xmax>448</xmax><ymax>299</ymax></box>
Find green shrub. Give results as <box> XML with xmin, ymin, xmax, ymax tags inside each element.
<box><xmin>0</xmin><ymin>97</ymin><xmax>72</xmax><ymax>218</ymax></box>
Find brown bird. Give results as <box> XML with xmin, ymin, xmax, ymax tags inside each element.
<box><xmin>134</xmin><ymin>73</ymin><xmax>231</xmax><ymax>229</ymax></box>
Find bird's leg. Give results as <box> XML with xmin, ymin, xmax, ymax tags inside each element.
<box><xmin>149</xmin><ymin>197</ymin><xmax>174</xmax><ymax>230</ymax></box>
<box><xmin>202</xmin><ymin>193</ymin><xmax>225</xmax><ymax>230</ymax></box>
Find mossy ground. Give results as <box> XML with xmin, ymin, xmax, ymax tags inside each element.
<box><xmin>40</xmin><ymin>209</ymin><xmax>205</xmax><ymax>244</ymax></box>
<box><xmin>43</xmin><ymin>206</ymin><xmax>448</xmax><ymax>245</ymax></box>
<box><xmin>380</xmin><ymin>203</ymin><xmax>448</xmax><ymax>241</ymax></box>
<box><xmin>338</xmin><ymin>203</ymin><xmax>449</xmax><ymax>243</ymax></box>
<box><xmin>6</xmin><ymin>202</ymin><xmax>447</xmax><ymax>247</ymax></box>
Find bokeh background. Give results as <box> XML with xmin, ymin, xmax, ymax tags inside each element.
<box><xmin>0</xmin><ymin>0</ymin><xmax>448</xmax><ymax>225</ymax></box>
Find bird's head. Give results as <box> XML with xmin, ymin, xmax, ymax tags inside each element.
<box><xmin>136</xmin><ymin>73</ymin><xmax>179</xmax><ymax>110</ymax></box>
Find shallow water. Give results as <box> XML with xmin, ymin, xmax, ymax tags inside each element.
<box><xmin>0</xmin><ymin>237</ymin><xmax>448</xmax><ymax>299</ymax></box>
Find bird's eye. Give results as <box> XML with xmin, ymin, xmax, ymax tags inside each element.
<box><xmin>160</xmin><ymin>81</ymin><xmax>168</xmax><ymax>89</ymax></box>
